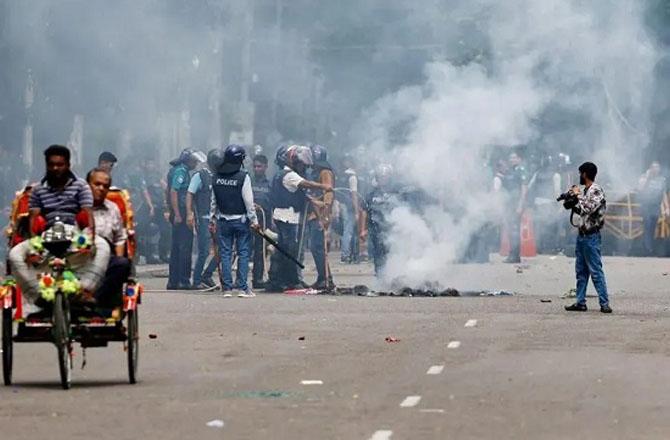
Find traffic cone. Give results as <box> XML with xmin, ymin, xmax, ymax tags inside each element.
<box><xmin>520</xmin><ymin>210</ymin><xmax>537</xmax><ymax>257</ymax></box>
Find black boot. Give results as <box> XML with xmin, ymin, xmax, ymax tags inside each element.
<box><xmin>565</xmin><ymin>303</ymin><xmax>587</xmax><ymax>312</ymax></box>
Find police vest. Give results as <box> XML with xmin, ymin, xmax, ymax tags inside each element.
<box><xmin>212</xmin><ymin>170</ymin><xmax>247</xmax><ymax>215</ymax></box>
<box><xmin>271</xmin><ymin>169</ymin><xmax>306</xmax><ymax>212</ymax></box>
<box><xmin>194</xmin><ymin>168</ymin><xmax>212</xmax><ymax>217</ymax></box>
<box><xmin>251</xmin><ymin>176</ymin><xmax>271</xmax><ymax>211</ymax></box>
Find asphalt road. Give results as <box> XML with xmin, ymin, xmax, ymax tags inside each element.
<box><xmin>2</xmin><ymin>255</ymin><xmax>670</xmax><ymax>439</ymax></box>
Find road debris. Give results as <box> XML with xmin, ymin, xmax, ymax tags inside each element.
<box><xmin>301</xmin><ymin>380</ymin><xmax>323</xmax><ymax>385</ymax></box>
<box><xmin>385</xmin><ymin>336</ymin><xmax>400</xmax><ymax>343</ymax></box>
<box><xmin>298</xmin><ymin>336</ymin><xmax>305</xmax><ymax>341</ymax></box>
<box><xmin>206</xmin><ymin>420</ymin><xmax>225</xmax><ymax>428</ymax></box>
<box><xmin>540</xmin><ymin>299</ymin><xmax>552</xmax><ymax>303</ymax></box>
<box><xmin>148</xmin><ymin>334</ymin><xmax>158</xmax><ymax>339</ymax></box>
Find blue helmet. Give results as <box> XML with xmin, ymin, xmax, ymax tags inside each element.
<box><xmin>169</xmin><ymin>147</ymin><xmax>195</xmax><ymax>166</ymax></box>
<box><xmin>219</xmin><ymin>144</ymin><xmax>246</xmax><ymax>173</ymax></box>
<box><xmin>207</xmin><ymin>148</ymin><xmax>225</xmax><ymax>172</ymax></box>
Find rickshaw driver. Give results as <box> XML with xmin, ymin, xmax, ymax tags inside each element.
<box><xmin>8</xmin><ymin>145</ymin><xmax>111</xmax><ymax>311</ymax></box>
<box><xmin>87</xmin><ymin>168</ymin><xmax>131</xmax><ymax>311</ymax></box>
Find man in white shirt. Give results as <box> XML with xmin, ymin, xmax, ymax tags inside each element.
<box><xmin>266</xmin><ymin>145</ymin><xmax>332</xmax><ymax>291</ymax></box>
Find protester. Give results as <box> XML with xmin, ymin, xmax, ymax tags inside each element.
<box><xmin>209</xmin><ymin>145</ymin><xmax>260</xmax><ymax>297</ymax></box>
<box><xmin>365</xmin><ymin>164</ymin><xmax>395</xmax><ymax>276</ymax></box>
<box><xmin>251</xmin><ymin>154</ymin><xmax>271</xmax><ymax>289</ymax></box>
<box><xmin>307</xmin><ymin>144</ymin><xmax>335</xmax><ymax>289</ymax></box>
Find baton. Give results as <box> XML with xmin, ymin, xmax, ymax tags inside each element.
<box><xmin>255</xmin><ymin>229</ymin><xmax>305</xmax><ymax>269</ymax></box>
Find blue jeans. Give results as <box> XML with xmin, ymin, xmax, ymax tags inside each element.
<box><xmin>341</xmin><ymin>207</ymin><xmax>358</xmax><ymax>262</ymax></box>
<box><xmin>193</xmin><ymin>218</ymin><xmax>217</xmax><ymax>285</ymax></box>
<box><xmin>575</xmin><ymin>232</ymin><xmax>609</xmax><ymax>307</ymax></box>
<box><xmin>216</xmin><ymin>218</ymin><xmax>252</xmax><ymax>292</ymax></box>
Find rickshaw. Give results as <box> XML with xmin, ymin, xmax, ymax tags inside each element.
<box><xmin>1</xmin><ymin>185</ymin><xmax>143</xmax><ymax>389</ymax></box>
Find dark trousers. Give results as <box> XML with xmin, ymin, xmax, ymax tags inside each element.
<box><xmin>506</xmin><ymin>213</ymin><xmax>521</xmax><ymax>261</ymax></box>
<box><xmin>192</xmin><ymin>218</ymin><xmax>217</xmax><ymax>284</ymax></box>
<box><xmin>370</xmin><ymin>227</ymin><xmax>388</xmax><ymax>276</ymax></box>
<box><xmin>309</xmin><ymin>219</ymin><xmax>332</xmax><ymax>285</ymax></box>
<box><xmin>95</xmin><ymin>256</ymin><xmax>131</xmax><ymax>308</ymax></box>
<box><xmin>268</xmin><ymin>221</ymin><xmax>300</xmax><ymax>289</ymax></box>
<box><xmin>252</xmin><ymin>209</ymin><xmax>266</xmax><ymax>285</ymax></box>
<box><xmin>643</xmin><ymin>214</ymin><xmax>658</xmax><ymax>256</ymax></box>
<box><xmin>168</xmin><ymin>221</ymin><xmax>193</xmax><ymax>287</ymax></box>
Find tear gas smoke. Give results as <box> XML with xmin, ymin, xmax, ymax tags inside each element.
<box><xmin>358</xmin><ymin>0</ymin><xmax>659</xmax><ymax>289</ymax></box>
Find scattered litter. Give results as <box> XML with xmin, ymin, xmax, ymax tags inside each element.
<box><xmin>540</xmin><ymin>299</ymin><xmax>552</xmax><ymax>303</ymax></box>
<box><xmin>663</xmin><ymin>273</ymin><xmax>668</xmax><ymax>276</ymax></box>
<box><xmin>385</xmin><ymin>336</ymin><xmax>400</xmax><ymax>343</ymax></box>
<box><xmin>479</xmin><ymin>290</ymin><xmax>514</xmax><ymax>296</ymax></box>
<box><xmin>400</xmin><ymin>395</ymin><xmax>422</xmax><ymax>407</ymax></box>
<box><xmin>298</xmin><ymin>336</ymin><xmax>305</xmax><ymax>341</ymax></box>
<box><xmin>223</xmin><ymin>390</ymin><xmax>294</xmax><ymax>399</ymax></box>
<box><xmin>206</xmin><ymin>420</ymin><xmax>225</xmax><ymax>428</ymax></box>
<box><xmin>516</xmin><ymin>267</ymin><xmax>524</xmax><ymax>274</ymax></box>
<box><xmin>369</xmin><ymin>430</ymin><xmax>393</xmax><ymax>440</ymax></box>
<box><xmin>464</xmin><ymin>319</ymin><xmax>477</xmax><ymax>327</ymax></box>
<box><xmin>419</xmin><ymin>409</ymin><xmax>445</xmax><ymax>414</ymax></box>
<box><xmin>426</xmin><ymin>365</ymin><xmax>444</xmax><ymax>375</ymax></box>
<box><xmin>447</xmin><ymin>341</ymin><xmax>461</xmax><ymax>349</ymax></box>
<box><xmin>301</xmin><ymin>380</ymin><xmax>323</xmax><ymax>385</ymax></box>
<box><xmin>148</xmin><ymin>334</ymin><xmax>158</xmax><ymax>339</ymax></box>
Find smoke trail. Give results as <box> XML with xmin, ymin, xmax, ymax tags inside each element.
<box><xmin>360</xmin><ymin>0</ymin><xmax>659</xmax><ymax>288</ymax></box>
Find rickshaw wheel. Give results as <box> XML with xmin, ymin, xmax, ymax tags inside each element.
<box><xmin>53</xmin><ymin>292</ymin><xmax>72</xmax><ymax>390</ymax></box>
<box><xmin>127</xmin><ymin>309</ymin><xmax>139</xmax><ymax>384</ymax></box>
<box><xmin>2</xmin><ymin>307</ymin><xmax>12</xmax><ymax>386</ymax></box>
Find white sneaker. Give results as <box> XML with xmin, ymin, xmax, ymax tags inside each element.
<box><xmin>237</xmin><ymin>290</ymin><xmax>256</xmax><ymax>298</ymax></box>
<box><xmin>222</xmin><ymin>291</ymin><xmax>234</xmax><ymax>298</ymax></box>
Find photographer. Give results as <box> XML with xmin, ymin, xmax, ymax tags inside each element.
<box><xmin>561</xmin><ymin>162</ymin><xmax>612</xmax><ymax>314</ymax></box>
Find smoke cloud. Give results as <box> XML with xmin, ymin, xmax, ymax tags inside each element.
<box><xmin>358</xmin><ymin>0</ymin><xmax>659</xmax><ymax>288</ymax></box>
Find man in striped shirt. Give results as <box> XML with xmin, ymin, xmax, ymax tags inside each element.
<box><xmin>9</xmin><ymin>145</ymin><xmax>110</xmax><ymax>306</ymax></box>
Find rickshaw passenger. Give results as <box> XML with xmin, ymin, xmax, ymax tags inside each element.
<box><xmin>8</xmin><ymin>145</ymin><xmax>111</xmax><ymax>307</ymax></box>
<box><xmin>87</xmin><ymin>168</ymin><xmax>131</xmax><ymax>308</ymax></box>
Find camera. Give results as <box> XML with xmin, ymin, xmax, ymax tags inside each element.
<box><xmin>557</xmin><ymin>190</ymin><xmax>578</xmax><ymax>210</ymax></box>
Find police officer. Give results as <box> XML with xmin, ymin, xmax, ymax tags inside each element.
<box><xmin>502</xmin><ymin>150</ymin><xmax>529</xmax><ymax>264</ymax></box>
<box><xmin>366</xmin><ymin>164</ymin><xmax>396</xmax><ymax>276</ymax></box>
<box><xmin>186</xmin><ymin>151</ymin><xmax>217</xmax><ymax>289</ymax></box>
<box><xmin>210</xmin><ymin>145</ymin><xmax>260</xmax><ymax>297</ymax></box>
<box><xmin>166</xmin><ymin>148</ymin><xmax>199</xmax><ymax>290</ymax></box>
<box><xmin>266</xmin><ymin>145</ymin><xmax>332</xmax><ymax>291</ymax></box>
<box><xmin>251</xmin><ymin>154</ymin><xmax>271</xmax><ymax>288</ymax></box>
<box><xmin>307</xmin><ymin>144</ymin><xmax>335</xmax><ymax>289</ymax></box>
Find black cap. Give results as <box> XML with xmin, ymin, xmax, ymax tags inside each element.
<box><xmin>98</xmin><ymin>151</ymin><xmax>118</xmax><ymax>163</ymax></box>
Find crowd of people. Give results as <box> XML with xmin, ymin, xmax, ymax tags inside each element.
<box><xmin>1</xmin><ymin>142</ymin><xmax>669</xmax><ymax>306</ymax></box>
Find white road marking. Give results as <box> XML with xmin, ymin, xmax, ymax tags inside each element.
<box><xmin>399</xmin><ymin>395</ymin><xmax>422</xmax><ymax>407</ymax></box>
<box><xmin>426</xmin><ymin>365</ymin><xmax>444</xmax><ymax>375</ymax></box>
<box><xmin>206</xmin><ymin>419</ymin><xmax>225</xmax><ymax>428</ymax></box>
<box><xmin>300</xmin><ymin>380</ymin><xmax>323</xmax><ymax>385</ymax></box>
<box><xmin>419</xmin><ymin>409</ymin><xmax>445</xmax><ymax>414</ymax></box>
<box><xmin>464</xmin><ymin>319</ymin><xmax>478</xmax><ymax>327</ymax></box>
<box><xmin>447</xmin><ymin>341</ymin><xmax>461</xmax><ymax>349</ymax></box>
<box><xmin>369</xmin><ymin>430</ymin><xmax>393</xmax><ymax>440</ymax></box>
